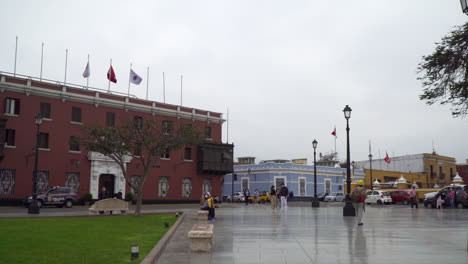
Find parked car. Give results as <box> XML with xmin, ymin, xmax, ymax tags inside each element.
<box><xmin>24</xmin><ymin>187</ymin><xmax>78</xmax><ymax>208</ymax></box>
<box><xmin>248</xmin><ymin>191</ymin><xmax>270</xmax><ymax>203</ymax></box>
<box><xmin>324</xmin><ymin>192</ymin><xmax>345</xmax><ymax>202</ymax></box>
<box><xmin>317</xmin><ymin>192</ymin><xmax>329</xmax><ymax>201</ymax></box>
<box><xmin>424</xmin><ymin>185</ymin><xmax>468</xmax><ymax>209</ymax></box>
<box><xmin>365</xmin><ymin>190</ymin><xmax>392</xmax><ymax>205</ymax></box>
<box><xmin>226</xmin><ymin>192</ymin><xmax>243</xmax><ymax>202</ymax></box>
<box><xmin>390</xmin><ymin>190</ymin><xmax>411</xmax><ymax>205</ymax></box>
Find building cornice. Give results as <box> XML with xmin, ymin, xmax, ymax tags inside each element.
<box><xmin>0</xmin><ymin>73</ymin><xmax>224</xmax><ymax>124</ymax></box>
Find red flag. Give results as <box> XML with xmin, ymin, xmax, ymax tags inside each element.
<box><xmin>107</xmin><ymin>66</ymin><xmax>117</xmax><ymax>83</ymax></box>
<box><xmin>384</xmin><ymin>152</ymin><xmax>391</xmax><ymax>164</ymax></box>
<box><xmin>331</xmin><ymin>127</ymin><xmax>336</xmax><ymax>137</ymax></box>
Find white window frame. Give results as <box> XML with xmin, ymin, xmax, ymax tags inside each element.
<box><xmin>325</xmin><ymin>178</ymin><xmax>331</xmax><ymax>194</ymax></box>
<box><xmin>273</xmin><ymin>176</ymin><xmax>286</xmax><ymax>189</ymax></box>
<box><xmin>241</xmin><ymin>177</ymin><xmax>249</xmax><ymax>192</ymax></box>
<box><xmin>298</xmin><ymin>177</ymin><xmax>306</xmax><ymax>196</ymax></box>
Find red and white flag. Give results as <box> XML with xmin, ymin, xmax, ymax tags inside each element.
<box><xmin>384</xmin><ymin>152</ymin><xmax>391</xmax><ymax>164</ymax></box>
<box><xmin>107</xmin><ymin>66</ymin><xmax>117</xmax><ymax>83</ymax></box>
<box><xmin>331</xmin><ymin>127</ymin><xmax>337</xmax><ymax>137</ymax></box>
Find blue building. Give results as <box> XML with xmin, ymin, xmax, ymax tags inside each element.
<box><xmin>223</xmin><ymin>162</ymin><xmax>365</xmax><ymax>198</ymax></box>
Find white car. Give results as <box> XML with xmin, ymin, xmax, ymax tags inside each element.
<box><xmin>226</xmin><ymin>192</ymin><xmax>243</xmax><ymax>202</ymax></box>
<box><xmin>365</xmin><ymin>190</ymin><xmax>392</xmax><ymax>205</ymax></box>
<box><xmin>324</xmin><ymin>192</ymin><xmax>345</xmax><ymax>202</ymax></box>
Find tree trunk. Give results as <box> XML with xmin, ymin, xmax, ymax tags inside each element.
<box><xmin>135</xmin><ymin>189</ymin><xmax>143</xmax><ymax>216</ymax></box>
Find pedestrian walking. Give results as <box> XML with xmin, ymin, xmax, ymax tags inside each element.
<box><xmin>279</xmin><ymin>183</ymin><xmax>289</xmax><ymax>211</ymax></box>
<box><xmin>254</xmin><ymin>189</ymin><xmax>259</xmax><ymax>205</ymax></box>
<box><xmin>350</xmin><ymin>180</ymin><xmax>367</xmax><ymax>226</ymax></box>
<box><xmin>436</xmin><ymin>193</ymin><xmax>444</xmax><ymax>209</ymax></box>
<box><xmin>448</xmin><ymin>188</ymin><xmax>456</xmax><ymax>208</ymax></box>
<box><xmin>409</xmin><ymin>186</ymin><xmax>418</xmax><ymax>208</ymax></box>
<box><xmin>243</xmin><ymin>187</ymin><xmax>250</xmax><ymax>206</ymax></box>
<box><xmin>270</xmin><ymin>185</ymin><xmax>277</xmax><ymax>210</ymax></box>
<box><xmin>98</xmin><ymin>186</ymin><xmax>107</xmax><ymax>215</ymax></box>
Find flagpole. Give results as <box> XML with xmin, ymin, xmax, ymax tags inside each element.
<box><xmin>227</xmin><ymin>107</ymin><xmax>229</xmax><ymax>144</ymax></box>
<box><xmin>86</xmin><ymin>54</ymin><xmax>89</xmax><ymax>89</ymax></box>
<box><xmin>128</xmin><ymin>63</ymin><xmax>132</xmax><ymax>96</ymax></box>
<box><xmin>14</xmin><ymin>36</ymin><xmax>18</xmax><ymax>77</ymax></box>
<box><xmin>64</xmin><ymin>49</ymin><xmax>68</xmax><ymax>85</ymax></box>
<box><xmin>108</xmin><ymin>59</ymin><xmax>111</xmax><ymax>92</ymax></box>
<box><xmin>162</xmin><ymin>72</ymin><xmax>166</xmax><ymax>103</ymax></box>
<box><xmin>40</xmin><ymin>42</ymin><xmax>44</xmax><ymax>81</ymax></box>
<box><xmin>146</xmin><ymin>67</ymin><xmax>149</xmax><ymax>100</ymax></box>
<box><xmin>378</xmin><ymin>149</ymin><xmax>382</xmax><ymax>170</ymax></box>
<box><xmin>180</xmin><ymin>74</ymin><xmax>183</xmax><ymax>106</ymax></box>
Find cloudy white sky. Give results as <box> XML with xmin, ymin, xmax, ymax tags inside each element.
<box><xmin>1</xmin><ymin>0</ymin><xmax>467</xmax><ymax>164</ymax></box>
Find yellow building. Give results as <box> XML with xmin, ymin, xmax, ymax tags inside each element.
<box><xmin>356</xmin><ymin>153</ymin><xmax>457</xmax><ymax>188</ymax></box>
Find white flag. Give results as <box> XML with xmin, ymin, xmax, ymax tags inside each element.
<box><xmin>82</xmin><ymin>62</ymin><xmax>90</xmax><ymax>78</ymax></box>
<box><xmin>129</xmin><ymin>69</ymin><xmax>142</xmax><ymax>85</ymax></box>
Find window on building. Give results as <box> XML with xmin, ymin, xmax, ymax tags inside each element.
<box><xmin>71</xmin><ymin>107</ymin><xmax>82</xmax><ymax>123</ymax></box>
<box><xmin>39</xmin><ymin>103</ymin><xmax>51</xmax><ymax>119</ymax></box>
<box><xmin>203</xmin><ymin>179</ymin><xmax>212</xmax><ymax>194</ymax></box>
<box><xmin>5</xmin><ymin>98</ymin><xmax>20</xmax><ymax>115</ymax></box>
<box><xmin>162</xmin><ymin>120</ymin><xmax>173</xmax><ymax>134</ymax></box>
<box><xmin>439</xmin><ymin>166</ymin><xmax>444</xmax><ymax>179</ymax></box>
<box><xmin>158</xmin><ymin>176</ymin><xmax>169</xmax><ymax>197</ymax></box>
<box><xmin>184</xmin><ymin>147</ymin><xmax>192</xmax><ymax>161</ymax></box>
<box><xmin>65</xmin><ymin>172</ymin><xmax>80</xmax><ymax>192</ymax></box>
<box><xmin>36</xmin><ymin>171</ymin><xmax>49</xmax><ymax>192</ymax></box>
<box><xmin>299</xmin><ymin>178</ymin><xmax>306</xmax><ymax>196</ymax></box>
<box><xmin>4</xmin><ymin>129</ymin><xmax>15</xmax><ymax>146</ymax></box>
<box><xmin>69</xmin><ymin>136</ymin><xmax>80</xmax><ymax>151</ymax></box>
<box><xmin>0</xmin><ymin>169</ymin><xmax>16</xmax><ymax>195</ymax></box>
<box><xmin>38</xmin><ymin>133</ymin><xmax>49</xmax><ymax>149</ymax></box>
<box><xmin>106</xmin><ymin>112</ymin><xmax>115</xmax><ymax>127</ymax></box>
<box><xmin>161</xmin><ymin>149</ymin><xmax>170</xmax><ymax>159</ymax></box>
<box><xmin>205</xmin><ymin>126</ymin><xmax>212</xmax><ymax>139</ymax></box>
<box><xmin>430</xmin><ymin>165</ymin><xmax>434</xmax><ymax>178</ymax></box>
<box><xmin>450</xmin><ymin>168</ymin><xmax>453</xmax><ymax>179</ymax></box>
<box><xmin>182</xmin><ymin>178</ymin><xmax>192</xmax><ymax>198</ymax></box>
<box><xmin>134</xmin><ymin>116</ymin><xmax>143</xmax><ymax>130</ymax></box>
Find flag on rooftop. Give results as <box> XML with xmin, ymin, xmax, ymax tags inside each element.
<box><xmin>107</xmin><ymin>65</ymin><xmax>117</xmax><ymax>83</ymax></box>
<box><xmin>82</xmin><ymin>62</ymin><xmax>90</xmax><ymax>78</ymax></box>
<box><xmin>129</xmin><ymin>69</ymin><xmax>142</xmax><ymax>85</ymax></box>
<box><xmin>331</xmin><ymin>126</ymin><xmax>336</xmax><ymax>137</ymax></box>
<box><xmin>384</xmin><ymin>152</ymin><xmax>391</xmax><ymax>164</ymax></box>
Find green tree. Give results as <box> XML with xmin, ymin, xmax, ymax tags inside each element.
<box><xmin>78</xmin><ymin>119</ymin><xmax>205</xmax><ymax>216</ymax></box>
<box><xmin>418</xmin><ymin>23</ymin><xmax>468</xmax><ymax>117</ymax></box>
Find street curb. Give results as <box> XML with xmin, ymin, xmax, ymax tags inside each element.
<box><xmin>140</xmin><ymin>211</ymin><xmax>186</xmax><ymax>264</ymax></box>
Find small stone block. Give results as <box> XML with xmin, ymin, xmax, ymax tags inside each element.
<box><xmin>188</xmin><ymin>224</ymin><xmax>214</xmax><ymax>252</ymax></box>
<box><xmin>197</xmin><ymin>210</ymin><xmax>209</xmax><ymax>220</ymax></box>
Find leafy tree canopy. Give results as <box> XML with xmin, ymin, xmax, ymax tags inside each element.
<box><xmin>418</xmin><ymin>23</ymin><xmax>468</xmax><ymax>118</ymax></box>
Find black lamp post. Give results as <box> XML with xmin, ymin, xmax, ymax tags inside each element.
<box><xmin>28</xmin><ymin>113</ymin><xmax>42</xmax><ymax>214</ymax></box>
<box><xmin>369</xmin><ymin>153</ymin><xmax>373</xmax><ymax>190</ymax></box>
<box><xmin>312</xmin><ymin>139</ymin><xmax>319</xmax><ymax>208</ymax></box>
<box><xmin>342</xmin><ymin>105</ymin><xmax>355</xmax><ymax>216</ymax></box>
<box><xmin>461</xmin><ymin>0</ymin><xmax>468</xmax><ymax>14</ymax></box>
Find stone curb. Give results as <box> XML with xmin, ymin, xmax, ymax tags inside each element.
<box><xmin>140</xmin><ymin>211</ymin><xmax>187</xmax><ymax>264</ymax></box>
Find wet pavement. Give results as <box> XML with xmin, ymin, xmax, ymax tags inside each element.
<box><xmin>157</xmin><ymin>203</ymin><xmax>468</xmax><ymax>264</ymax></box>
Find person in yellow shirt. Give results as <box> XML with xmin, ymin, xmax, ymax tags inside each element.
<box><xmin>206</xmin><ymin>192</ymin><xmax>216</xmax><ymax>220</ymax></box>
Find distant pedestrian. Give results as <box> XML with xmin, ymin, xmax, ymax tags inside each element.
<box><xmin>279</xmin><ymin>184</ymin><xmax>289</xmax><ymax>211</ymax></box>
<box><xmin>409</xmin><ymin>186</ymin><xmax>418</xmax><ymax>208</ymax></box>
<box><xmin>98</xmin><ymin>187</ymin><xmax>107</xmax><ymax>215</ymax></box>
<box><xmin>448</xmin><ymin>188</ymin><xmax>456</xmax><ymax>208</ymax></box>
<box><xmin>276</xmin><ymin>187</ymin><xmax>281</xmax><ymax>208</ymax></box>
<box><xmin>350</xmin><ymin>180</ymin><xmax>367</xmax><ymax>226</ymax></box>
<box><xmin>254</xmin><ymin>189</ymin><xmax>259</xmax><ymax>205</ymax></box>
<box><xmin>243</xmin><ymin>187</ymin><xmax>250</xmax><ymax>206</ymax></box>
<box><xmin>436</xmin><ymin>193</ymin><xmax>444</xmax><ymax>209</ymax></box>
<box><xmin>270</xmin><ymin>185</ymin><xmax>277</xmax><ymax>210</ymax></box>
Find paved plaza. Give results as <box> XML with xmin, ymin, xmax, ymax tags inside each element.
<box><xmin>158</xmin><ymin>203</ymin><xmax>468</xmax><ymax>264</ymax></box>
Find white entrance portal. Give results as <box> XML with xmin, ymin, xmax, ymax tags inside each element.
<box><xmin>87</xmin><ymin>152</ymin><xmax>132</xmax><ymax>199</ymax></box>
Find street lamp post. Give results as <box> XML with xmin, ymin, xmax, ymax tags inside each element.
<box><xmin>312</xmin><ymin>139</ymin><xmax>319</xmax><ymax>208</ymax></box>
<box><xmin>342</xmin><ymin>105</ymin><xmax>355</xmax><ymax>216</ymax></box>
<box><xmin>461</xmin><ymin>0</ymin><xmax>468</xmax><ymax>14</ymax></box>
<box><xmin>369</xmin><ymin>154</ymin><xmax>373</xmax><ymax>190</ymax></box>
<box><xmin>28</xmin><ymin>113</ymin><xmax>42</xmax><ymax>214</ymax></box>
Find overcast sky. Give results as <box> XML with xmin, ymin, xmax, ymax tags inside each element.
<box><xmin>1</xmin><ymin>0</ymin><xmax>467</xmax><ymax>164</ymax></box>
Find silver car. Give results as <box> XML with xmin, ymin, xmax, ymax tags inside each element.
<box><xmin>324</xmin><ymin>192</ymin><xmax>345</xmax><ymax>202</ymax></box>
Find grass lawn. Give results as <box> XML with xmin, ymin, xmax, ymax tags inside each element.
<box><xmin>0</xmin><ymin>214</ymin><xmax>177</xmax><ymax>264</ymax></box>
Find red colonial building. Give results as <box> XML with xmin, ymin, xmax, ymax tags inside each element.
<box><xmin>0</xmin><ymin>73</ymin><xmax>233</xmax><ymax>205</ymax></box>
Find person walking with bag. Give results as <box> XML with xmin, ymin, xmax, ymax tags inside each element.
<box><xmin>243</xmin><ymin>187</ymin><xmax>250</xmax><ymax>206</ymax></box>
<box><xmin>279</xmin><ymin>183</ymin><xmax>289</xmax><ymax>212</ymax></box>
<box><xmin>409</xmin><ymin>186</ymin><xmax>418</xmax><ymax>208</ymax></box>
<box><xmin>350</xmin><ymin>180</ymin><xmax>367</xmax><ymax>226</ymax></box>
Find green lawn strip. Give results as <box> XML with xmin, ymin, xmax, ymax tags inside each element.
<box><xmin>0</xmin><ymin>214</ymin><xmax>176</xmax><ymax>264</ymax></box>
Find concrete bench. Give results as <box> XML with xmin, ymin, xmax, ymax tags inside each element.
<box><xmin>187</xmin><ymin>224</ymin><xmax>214</xmax><ymax>252</ymax></box>
<box><xmin>197</xmin><ymin>210</ymin><xmax>209</xmax><ymax>220</ymax></box>
<box><xmin>88</xmin><ymin>198</ymin><xmax>129</xmax><ymax>215</ymax></box>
